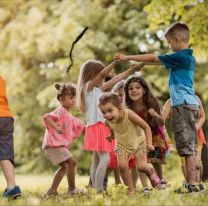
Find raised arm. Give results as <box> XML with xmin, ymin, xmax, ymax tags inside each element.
<box><xmin>128</xmin><ymin>109</ymin><xmax>154</xmax><ymax>151</ymax></box>
<box><xmin>87</xmin><ymin>61</ymin><xmax>117</xmax><ymax>92</ymax></box>
<box><xmin>101</xmin><ymin>63</ymin><xmax>145</xmax><ymax>91</ymax></box>
<box><xmin>114</xmin><ymin>53</ymin><xmax>161</xmax><ymax>64</ymax></box>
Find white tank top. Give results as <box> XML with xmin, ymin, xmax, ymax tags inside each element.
<box><xmin>85</xmin><ymin>87</ymin><xmax>105</xmax><ymax>126</ymax></box>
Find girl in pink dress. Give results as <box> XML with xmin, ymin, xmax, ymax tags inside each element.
<box><xmin>77</xmin><ymin>60</ymin><xmax>145</xmax><ymax>192</ymax></box>
<box><xmin>42</xmin><ymin>83</ymin><xmax>84</xmax><ymax>196</ymax></box>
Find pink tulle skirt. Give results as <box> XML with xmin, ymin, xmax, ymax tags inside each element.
<box><xmin>84</xmin><ymin>122</ymin><xmax>113</xmax><ymax>152</ymax></box>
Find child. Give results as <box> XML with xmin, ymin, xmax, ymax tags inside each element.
<box><xmin>124</xmin><ymin>74</ymin><xmax>170</xmax><ymax>191</ymax></box>
<box><xmin>113</xmin><ymin>81</ymin><xmax>139</xmax><ymax>189</ymax></box>
<box><xmin>163</xmin><ymin>97</ymin><xmax>206</xmax><ymax>192</ymax></box>
<box><xmin>99</xmin><ymin>92</ymin><xmax>161</xmax><ymax>194</ymax></box>
<box><xmin>42</xmin><ymin>83</ymin><xmax>84</xmax><ymax>196</ymax></box>
<box><xmin>115</xmin><ymin>22</ymin><xmax>200</xmax><ymax>193</ymax></box>
<box><xmin>77</xmin><ymin>60</ymin><xmax>145</xmax><ymax>192</ymax></box>
<box><xmin>0</xmin><ymin>75</ymin><xmax>21</xmax><ymax>198</ymax></box>
<box><xmin>104</xmin><ymin>81</ymin><xmax>138</xmax><ymax>189</ymax></box>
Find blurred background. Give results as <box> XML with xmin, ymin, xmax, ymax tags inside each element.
<box><xmin>0</xmin><ymin>0</ymin><xmax>207</xmax><ymax>177</ymax></box>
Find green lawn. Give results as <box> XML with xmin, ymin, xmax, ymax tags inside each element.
<box><xmin>0</xmin><ymin>154</ymin><xmax>208</xmax><ymax>205</ymax></box>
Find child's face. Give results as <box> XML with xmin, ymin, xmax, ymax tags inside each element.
<box><xmin>60</xmin><ymin>95</ymin><xmax>76</xmax><ymax>109</ymax></box>
<box><xmin>99</xmin><ymin>102</ymin><xmax>121</xmax><ymax>124</ymax></box>
<box><xmin>128</xmin><ymin>81</ymin><xmax>145</xmax><ymax>101</ymax></box>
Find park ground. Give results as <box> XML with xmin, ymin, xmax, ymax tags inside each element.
<box><xmin>0</xmin><ymin>154</ymin><xmax>208</xmax><ymax>206</ymax></box>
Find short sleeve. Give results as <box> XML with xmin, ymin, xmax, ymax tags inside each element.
<box><xmin>158</xmin><ymin>52</ymin><xmax>184</xmax><ymax>70</ymax></box>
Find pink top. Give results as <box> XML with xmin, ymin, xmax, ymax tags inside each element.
<box><xmin>42</xmin><ymin>106</ymin><xmax>84</xmax><ymax>149</ymax></box>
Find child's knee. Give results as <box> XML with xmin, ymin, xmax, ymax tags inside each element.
<box><xmin>137</xmin><ymin>165</ymin><xmax>145</xmax><ymax>172</ymax></box>
<box><xmin>119</xmin><ymin>165</ymin><xmax>128</xmax><ymax>173</ymax></box>
<box><xmin>60</xmin><ymin>162</ymin><xmax>69</xmax><ymax>172</ymax></box>
<box><xmin>69</xmin><ymin>158</ymin><xmax>76</xmax><ymax>167</ymax></box>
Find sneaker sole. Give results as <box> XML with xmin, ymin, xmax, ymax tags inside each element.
<box><xmin>11</xmin><ymin>193</ymin><xmax>21</xmax><ymax>199</ymax></box>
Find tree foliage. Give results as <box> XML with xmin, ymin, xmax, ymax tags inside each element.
<box><xmin>0</xmin><ymin>0</ymin><xmax>207</xmax><ymax>172</ymax></box>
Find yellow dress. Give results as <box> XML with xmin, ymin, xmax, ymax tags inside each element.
<box><xmin>108</xmin><ymin>109</ymin><xmax>146</xmax><ymax>158</ymax></box>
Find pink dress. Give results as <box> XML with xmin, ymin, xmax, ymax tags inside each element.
<box><xmin>42</xmin><ymin>106</ymin><xmax>84</xmax><ymax>149</ymax></box>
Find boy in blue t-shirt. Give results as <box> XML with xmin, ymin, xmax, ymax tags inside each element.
<box><xmin>114</xmin><ymin>22</ymin><xmax>200</xmax><ymax>193</ymax></box>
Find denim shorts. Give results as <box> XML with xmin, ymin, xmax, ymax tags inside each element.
<box><xmin>0</xmin><ymin>117</ymin><xmax>14</xmax><ymax>164</ymax></box>
<box><xmin>172</xmin><ymin>104</ymin><xmax>199</xmax><ymax>157</ymax></box>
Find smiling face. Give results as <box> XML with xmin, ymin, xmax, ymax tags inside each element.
<box><xmin>99</xmin><ymin>102</ymin><xmax>122</xmax><ymax>124</ymax></box>
<box><xmin>128</xmin><ymin>81</ymin><xmax>145</xmax><ymax>102</ymax></box>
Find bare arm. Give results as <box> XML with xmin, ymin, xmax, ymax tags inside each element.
<box><xmin>162</xmin><ymin>99</ymin><xmax>172</xmax><ymax>120</ymax></box>
<box><xmin>44</xmin><ymin>117</ymin><xmax>62</xmax><ymax>134</ymax></box>
<box><xmin>104</xmin><ymin>120</ymin><xmax>115</xmax><ymax>141</ymax></box>
<box><xmin>114</xmin><ymin>53</ymin><xmax>161</xmax><ymax>64</ymax></box>
<box><xmin>101</xmin><ymin>63</ymin><xmax>145</xmax><ymax>91</ymax></box>
<box><xmin>87</xmin><ymin>61</ymin><xmax>117</xmax><ymax>92</ymax></box>
<box><xmin>148</xmin><ymin>108</ymin><xmax>164</xmax><ymax>125</ymax></box>
<box><xmin>128</xmin><ymin>109</ymin><xmax>153</xmax><ymax>150</ymax></box>
<box><xmin>195</xmin><ymin>99</ymin><xmax>206</xmax><ymax>130</ymax></box>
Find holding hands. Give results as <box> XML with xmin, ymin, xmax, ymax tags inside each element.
<box><xmin>114</xmin><ymin>53</ymin><xmax>128</xmax><ymax>61</ymax></box>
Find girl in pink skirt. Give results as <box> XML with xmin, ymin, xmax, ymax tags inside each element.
<box><xmin>77</xmin><ymin>60</ymin><xmax>145</xmax><ymax>192</ymax></box>
<box><xmin>42</xmin><ymin>83</ymin><xmax>84</xmax><ymax>196</ymax></box>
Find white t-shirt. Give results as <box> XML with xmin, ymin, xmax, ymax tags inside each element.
<box><xmin>85</xmin><ymin>87</ymin><xmax>105</xmax><ymax>126</ymax></box>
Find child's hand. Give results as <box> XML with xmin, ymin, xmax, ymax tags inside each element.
<box><xmin>195</xmin><ymin>123</ymin><xmax>200</xmax><ymax>131</ymax></box>
<box><xmin>106</xmin><ymin>134</ymin><xmax>114</xmax><ymax>142</ymax></box>
<box><xmin>55</xmin><ymin>124</ymin><xmax>63</xmax><ymax>134</ymax></box>
<box><xmin>148</xmin><ymin>108</ymin><xmax>157</xmax><ymax>117</ymax></box>
<box><xmin>114</xmin><ymin>53</ymin><xmax>127</xmax><ymax>61</ymax></box>
<box><xmin>147</xmin><ymin>144</ymin><xmax>154</xmax><ymax>151</ymax></box>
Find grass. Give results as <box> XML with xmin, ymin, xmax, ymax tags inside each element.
<box><xmin>1</xmin><ymin>154</ymin><xmax>208</xmax><ymax>205</ymax></box>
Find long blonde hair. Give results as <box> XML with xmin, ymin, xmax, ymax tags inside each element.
<box><xmin>77</xmin><ymin>59</ymin><xmax>105</xmax><ymax>112</ymax></box>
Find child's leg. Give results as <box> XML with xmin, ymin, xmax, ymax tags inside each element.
<box><xmin>152</xmin><ymin>163</ymin><xmax>163</xmax><ymax>180</ymax></box>
<box><xmin>90</xmin><ymin>151</ymin><xmax>99</xmax><ymax>187</ymax></box>
<box><xmin>103</xmin><ymin>168</ymin><xmax>111</xmax><ymax>189</ymax></box>
<box><xmin>50</xmin><ymin>161</ymin><xmax>68</xmax><ymax>193</ymax></box>
<box><xmin>0</xmin><ymin>117</ymin><xmax>17</xmax><ymax>190</ymax></box>
<box><xmin>94</xmin><ymin>152</ymin><xmax>109</xmax><ymax>192</ymax></box>
<box><xmin>181</xmin><ymin>157</ymin><xmax>187</xmax><ymax>181</ymax></box>
<box><xmin>185</xmin><ymin>154</ymin><xmax>196</xmax><ymax>185</ymax></box>
<box><xmin>131</xmin><ymin>167</ymin><xmax>138</xmax><ymax>188</ymax></box>
<box><xmin>113</xmin><ymin>168</ymin><xmax>122</xmax><ymax>184</ymax></box>
<box><xmin>138</xmin><ymin>172</ymin><xmax>148</xmax><ymax>189</ymax></box>
<box><xmin>0</xmin><ymin>160</ymin><xmax>16</xmax><ymax>189</ymax></box>
<box><xmin>137</xmin><ymin>153</ymin><xmax>160</xmax><ymax>188</ymax></box>
<box><xmin>195</xmin><ymin>144</ymin><xmax>203</xmax><ymax>184</ymax></box>
<box><xmin>118</xmin><ymin>153</ymin><xmax>135</xmax><ymax>192</ymax></box>
<box><xmin>66</xmin><ymin>157</ymin><xmax>76</xmax><ymax>192</ymax></box>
